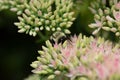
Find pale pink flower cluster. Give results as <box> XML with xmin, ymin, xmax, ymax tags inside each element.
<box><xmin>31</xmin><ymin>34</ymin><xmax>120</xmax><ymax>80</ymax></box>
<box><xmin>89</xmin><ymin>0</ymin><xmax>120</xmax><ymax>37</ymax></box>
<box><xmin>66</xmin><ymin>35</ymin><xmax>120</xmax><ymax>80</ymax></box>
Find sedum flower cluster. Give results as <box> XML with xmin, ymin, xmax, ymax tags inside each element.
<box><xmin>31</xmin><ymin>34</ymin><xmax>120</xmax><ymax>80</ymax></box>
<box><xmin>89</xmin><ymin>0</ymin><xmax>120</xmax><ymax>37</ymax></box>
<box><xmin>0</xmin><ymin>0</ymin><xmax>75</xmax><ymax>37</ymax></box>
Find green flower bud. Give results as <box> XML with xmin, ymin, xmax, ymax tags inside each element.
<box><xmin>107</xmin><ymin>21</ymin><xmax>113</xmax><ymax>27</ymax></box>
<box><xmin>92</xmin><ymin>28</ymin><xmax>100</xmax><ymax>35</ymax></box>
<box><xmin>64</xmin><ymin>29</ymin><xmax>71</xmax><ymax>34</ymax></box>
<box><xmin>47</xmin><ymin>75</ymin><xmax>55</xmax><ymax>80</ymax></box>
<box><xmin>104</xmin><ymin>8</ymin><xmax>110</xmax><ymax>15</ymax></box>
<box><xmin>29</xmin><ymin>30</ymin><xmax>33</xmax><ymax>36</ymax></box>
<box><xmin>60</xmin><ymin>22</ymin><xmax>66</xmax><ymax>27</ymax></box>
<box><xmin>38</xmin><ymin>51</ymin><xmax>44</xmax><ymax>55</ymax></box>
<box><xmin>18</xmin><ymin>17</ymin><xmax>24</xmax><ymax>22</ymax></box>
<box><xmin>98</xmin><ymin>9</ymin><xmax>103</xmax><ymax>16</ymax></box>
<box><xmin>54</xmin><ymin>70</ymin><xmax>61</xmax><ymax>75</ymax></box>
<box><xmin>40</xmin><ymin>26</ymin><xmax>44</xmax><ymax>30</ymax></box>
<box><xmin>25</xmin><ymin>9</ymin><xmax>31</xmax><ymax>16</ymax></box>
<box><xmin>25</xmin><ymin>25</ymin><xmax>30</xmax><ymax>30</ymax></box>
<box><xmin>39</xmin><ymin>70</ymin><xmax>48</xmax><ymax>74</ymax></box>
<box><xmin>38</xmin><ymin>10</ymin><xmax>42</xmax><ymax>16</ymax></box>
<box><xmin>33</xmin><ymin>31</ymin><xmax>37</xmax><ymax>36</ymax></box>
<box><xmin>37</xmin><ymin>57</ymin><xmax>48</xmax><ymax>64</ymax></box>
<box><xmin>30</xmin><ymin>61</ymin><xmax>39</xmax><ymax>68</ymax></box>
<box><xmin>46</xmin><ymin>40</ymin><xmax>52</xmax><ymax>48</ymax></box>
<box><xmin>35</xmin><ymin>27</ymin><xmax>39</xmax><ymax>32</ymax></box>
<box><xmin>10</xmin><ymin>8</ymin><xmax>18</xmax><ymax>12</ymax></box>
<box><xmin>111</xmin><ymin>28</ymin><xmax>117</xmax><ymax>32</ymax></box>
<box><xmin>102</xmin><ymin>27</ymin><xmax>110</xmax><ymax>31</ymax></box>
<box><xmin>115</xmin><ymin>32</ymin><xmax>120</xmax><ymax>36</ymax></box>
<box><xmin>18</xmin><ymin>28</ymin><xmax>26</xmax><ymax>33</ymax></box>
<box><xmin>46</xmin><ymin>26</ymin><xmax>50</xmax><ymax>31</ymax></box>
<box><xmin>94</xmin><ymin>14</ymin><xmax>100</xmax><ymax>20</ymax></box>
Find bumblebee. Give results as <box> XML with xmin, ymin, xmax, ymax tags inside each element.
<box><xmin>50</xmin><ymin>32</ymin><xmax>71</xmax><ymax>45</ymax></box>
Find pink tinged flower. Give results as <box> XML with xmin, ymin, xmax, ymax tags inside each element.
<box><xmin>95</xmin><ymin>63</ymin><xmax>108</xmax><ymax>79</ymax></box>
<box><xmin>32</xmin><ymin>64</ymin><xmax>43</xmax><ymax>73</ymax></box>
<box><xmin>50</xmin><ymin>60</ymin><xmax>57</xmax><ymax>67</ymax></box>
<box><xmin>90</xmin><ymin>40</ymin><xmax>97</xmax><ymax>47</ymax></box>
<box><xmin>114</xmin><ymin>58</ymin><xmax>119</xmax><ymax>67</ymax></box>
<box><xmin>92</xmin><ymin>26</ymin><xmax>101</xmax><ymax>35</ymax></box>
<box><xmin>95</xmin><ymin>20</ymin><xmax>102</xmax><ymax>28</ymax></box>
<box><xmin>66</xmin><ymin>69</ymin><xmax>76</xmax><ymax>78</ymax></box>
<box><xmin>103</xmin><ymin>54</ymin><xmax>120</xmax><ymax>74</ymax></box>
<box><xmin>92</xmin><ymin>20</ymin><xmax>103</xmax><ymax>35</ymax></box>
<box><xmin>66</xmin><ymin>66</ymin><xmax>87</xmax><ymax>78</ymax></box>
<box><xmin>65</xmin><ymin>50</ymin><xmax>71</xmax><ymax>57</ymax></box>
<box><xmin>96</xmin><ymin>20</ymin><xmax>102</xmax><ymax>27</ymax></box>
<box><xmin>62</xmin><ymin>59</ymin><xmax>69</xmax><ymax>65</ymax></box>
<box><xmin>89</xmin><ymin>20</ymin><xmax>102</xmax><ymax>28</ymax></box>
<box><xmin>38</xmin><ymin>66</ymin><xmax>42</xmax><ymax>70</ymax></box>
<box><xmin>62</xmin><ymin>47</ymin><xmax>72</xmax><ymax>58</ymax></box>
<box><xmin>89</xmin><ymin>41</ymin><xmax>98</xmax><ymax>52</ymax></box>
<box><xmin>113</xmin><ymin>11</ymin><xmax>120</xmax><ymax>21</ymax></box>
<box><xmin>81</xmin><ymin>56</ymin><xmax>88</xmax><ymax>62</ymax></box>
<box><xmin>106</xmin><ymin>16</ymin><xmax>115</xmax><ymax>22</ymax></box>
<box><xmin>60</xmin><ymin>48</ymin><xmax>70</xmax><ymax>65</ymax></box>
<box><xmin>77</xmin><ymin>66</ymin><xmax>87</xmax><ymax>74</ymax></box>
<box><xmin>115</xmin><ymin>2</ymin><xmax>120</xmax><ymax>9</ymax></box>
<box><xmin>113</xmin><ymin>56</ymin><xmax>120</xmax><ymax>72</ymax></box>
<box><xmin>54</xmin><ymin>43</ymin><xmax>59</xmax><ymax>48</ymax></box>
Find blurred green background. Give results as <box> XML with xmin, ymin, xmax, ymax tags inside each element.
<box><xmin>0</xmin><ymin>10</ymin><xmax>39</xmax><ymax>80</ymax></box>
<box><xmin>0</xmin><ymin>1</ymin><xmax>93</xmax><ymax>80</ymax></box>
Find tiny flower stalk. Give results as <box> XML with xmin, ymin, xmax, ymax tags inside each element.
<box><xmin>89</xmin><ymin>0</ymin><xmax>120</xmax><ymax>38</ymax></box>
<box><xmin>31</xmin><ymin>34</ymin><xmax>120</xmax><ymax>80</ymax></box>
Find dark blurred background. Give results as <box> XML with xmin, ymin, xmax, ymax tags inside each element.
<box><xmin>0</xmin><ymin>1</ymin><xmax>93</xmax><ymax>80</ymax></box>
<box><xmin>0</xmin><ymin>10</ymin><xmax>39</xmax><ymax>80</ymax></box>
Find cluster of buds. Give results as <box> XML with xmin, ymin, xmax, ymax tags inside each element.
<box><xmin>0</xmin><ymin>0</ymin><xmax>75</xmax><ymax>37</ymax></box>
<box><xmin>0</xmin><ymin>0</ymin><xmax>10</xmax><ymax>10</ymax></box>
<box><xmin>14</xmin><ymin>0</ymin><xmax>75</xmax><ymax>36</ymax></box>
<box><xmin>31</xmin><ymin>34</ymin><xmax>120</xmax><ymax>80</ymax></box>
<box><xmin>0</xmin><ymin>0</ymin><xmax>27</xmax><ymax>15</ymax></box>
<box><xmin>89</xmin><ymin>0</ymin><xmax>120</xmax><ymax>37</ymax></box>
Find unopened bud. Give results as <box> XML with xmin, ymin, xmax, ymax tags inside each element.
<box><xmin>40</xmin><ymin>26</ymin><xmax>44</xmax><ymax>30</ymax></box>
<box><xmin>111</xmin><ymin>28</ymin><xmax>117</xmax><ymax>32</ymax></box>
<box><xmin>33</xmin><ymin>31</ymin><xmax>37</xmax><ymax>36</ymax></box>
<box><xmin>54</xmin><ymin>70</ymin><xmax>61</xmax><ymax>75</ymax></box>
<box><xmin>92</xmin><ymin>28</ymin><xmax>100</xmax><ymax>35</ymax></box>
<box><xmin>47</xmin><ymin>75</ymin><xmax>55</xmax><ymax>80</ymax></box>
<box><xmin>64</xmin><ymin>29</ymin><xmax>71</xmax><ymax>34</ymax></box>
<box><xmin>18</xmin><ymin>28</ymin><xmax>26</xmax><ymax>33</ymax></box>
<box><xmin>98</xmin><ymin>9</ymin><xmax>103</xmax><ymax>16</ymax></box>
<box><xmin>94</xmin><ymin>14</ymin><xmax>100</xmax><ymax>20</ymax></box>
<box><xmin>107</xmin><ymin>21</ymin><xmax>113</xmax><ymax>27</ymax></box>
<box><xmin>25</xmin><ymin>25</ymin><xmax>30</xmax><ymax>29</ymax></box>
<box><xmin>116</xmin><ymin>32</ymin><xmax>120</xmax><ymax>36</ymax></box>
<box><xmin>25</xmin><ymin>9</ymin><xmax>31</xmax><ymax>16</ymax></box>
<box><xmin>102</xmin><ymin>27</ymin><xmax>110</xmax><ymax>31</ymax></box>
<box><xmin>106</xmin><ymin>16</ymin><xmax>115</xmax><ymax>22</ymax></box>
<box><xmin>10</xmin><ymin>8</ymin><xmax>18</xmax><ymax>12</ymax></box>
<box><xmin>35</xmin><ymin>27</ymin><xmax>39</xmax><ymax>32</ymax></box>
<box><xmin>38</xmin><ymin>10</ymin><xmax>42</xmax><ymax>16</ymax></box>
<box><xmin>46</xmin><ymin>26</ymin><xmax>50</xmax><ymax>31</ymax></box>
